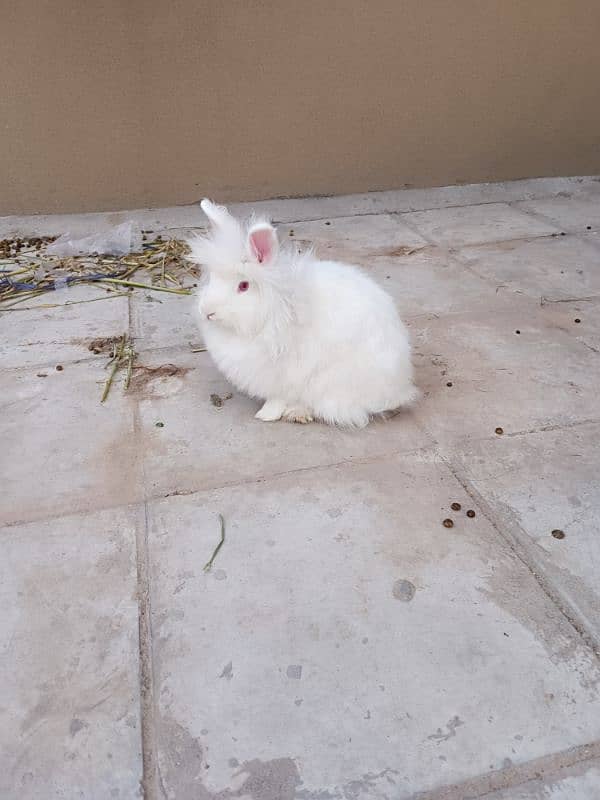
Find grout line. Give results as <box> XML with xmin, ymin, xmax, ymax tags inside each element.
<box><xmin>129</xmin><ymin>289</ymin><xmax>160</xmax><ymax>800</ymax></box>
<box><xmin>507</xmin><ymin>202</ymin><xmax>600</xmax><ymax>249</ymax></box>
<box><xmin>135</xmin><ymin>501</ymin><xmax>159</xmax><ymax>800</ymax></box>
<box><xmin>399</xmin><ymin>211</ymin><xmax>562</xmax><ymax>251</ymax></box>
<box><xmin>506</xmin><ymin>200</ymin><xmax>572</xmax><ymax>232</ymax></box>
<box><xmin>274</xmin><ymin>202</ymin><xmax>509</xmax><ymax>226</ymax></box>
<box><xmin>501</xmin><ymin>417</ymin><xmax>600</xmax><ymax>438</ymax></box>
<box><xmin>270</xmin><ymin>191</ymin><xmax>590</xmax><ymax>227</ymax></box>
<box><xmin>409</xmin><ymin>739</ymin><xmax>600</xmax><ymax>800</ymax></box>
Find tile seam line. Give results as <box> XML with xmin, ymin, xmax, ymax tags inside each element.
<box><xmin>269</xmin><ymin>200</ymin><xmax>559</xmax><ymax>226</ymax></box>
<box><xmin>0</xmin><ymin>441</ymin><xmax>432</xmax><ymax>529</ymax></box>
<box><xmin>439</xmin><ymin>448</ymin><xmax>600</xmax><ymax>656</ymax></box>
<box><xmin>506</xmin><ymin>199</ymin><xmax>594</xmax><ymax>233</ymax></box>
<box><xmin>129</xmin><ymin>289</ymin><xmax>160</xmax><ymax>800</ymax></box>
<box><xmin>136</xmin><ymin>500</ymin><xmax>159</xmax><ymax>800</ymax></box>
<box><xmin>508</xmin><ymin>206</ymin><xmax>600</xmax><ymax>256</ymax></box>
<box><xmin>407</xmin><ymin>739</ymin><xmax>600</xmax><ymax>800</ymax></box>
<box><xmin>397</xmin><ymin>209</ymin><xmax>561</xmax><ymax>252</ymax></box>
<box><xmin>4</xmin><ymin>419</ymin><xmax>600</xmax><ymax>529</ymax></box>
<box><xmin>0</xmin><ymin>189</ymin><xmax>578</xmax><ymax>234</ymax></box>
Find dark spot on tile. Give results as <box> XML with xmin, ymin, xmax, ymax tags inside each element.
<box><xmin>286</xmin><ymin>664</ymin><xmax>302</xmax><ymax>679</ymax></box>
<box><xmin>235</xmin><ymin>757</ymin><xmax>302</xmax><ymax>800</ymax></box>
<box><xmin>427</xmin><ymin>715</ymin><xmax>464</xmax><ymax>742</ymax></box>
<box><xmin>551</xmin><ymin>529</ymin><xmax>565</xmax><ymax>540</ymax></box>
<box><xmin>442</xmin><ymin>518</ymin><xmax>454</xmax><ymax>529</ymax></box>
<box><xmin>451</xmin><ymin>502</ymin><xmax>461</xmax><ymax>511</ymax></box>
<box><xmin>69</xmin><ymin>718</ymin><xmax>87</xmax><ymax>737</ymax></box>
<box><xmin>392</xmin><ymin>578</ymin><xmax>416</xmax><ymax>601</ymax></box>
<box><xmin>466</xmin><ymin>510</ymin><xmax>476</xmax><ymax>518</ymax></box>
<box><xmin>219</xmin><ymin>661</ymin><xmax>233</xmax><ymax>680</ymax></box>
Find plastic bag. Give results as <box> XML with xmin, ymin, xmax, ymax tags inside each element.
<box><xmin>45</xmin><ymin>221</ymin><xmax>142</xmax><ymax>257</ymax></box>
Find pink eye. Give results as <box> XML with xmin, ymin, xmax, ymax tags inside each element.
<box><xmin>238</xmin><ymin>280</ymin><xmax>249</xmax><ymax>292</ymax></box>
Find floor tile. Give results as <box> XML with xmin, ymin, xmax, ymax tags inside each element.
<box><xmin>130</xmin><ymin>289</ymin><xmax>200</xmax><ymax>353</ymax></box>
<box><xmin>411</xmin><ymin>308</ymin><xmax>600</xmax><ymax>448</ymax></box>
<box><xmin>147</xmin><ymin>456</ymin><xmax>600</xmax><ymax>798</ymax></box>
<box><xmin>0</xmin><ymin>359</ymin><xmax>142</xmax><ymax>525</ymax></box>
<box><xmin>0</xmin><ymin>285</ymin><xmax>129</xmax><ymax>369</ymax></box>
<box><xmin>405</xmin><ymin>203</ymin><xmax>558</xmax><ymax>247</ymax></box>
<box><xmin>278</xmin><ymin>213</ymin><xmax>427</xmax><ymax>263</ymax></box>
<box><xmin>0</xmin><ymin>506</ymin><xmax>142</xmax><ymax>799</ymax></box>
<box><xmin>457</xmin><ymin>235</ymin><xmax>600</xmax><ymax>303</ymax></box>
<box><xmin>515</xmin><ymin>194</ymin><xmax>600</xmax><ymax>235</ymax></box>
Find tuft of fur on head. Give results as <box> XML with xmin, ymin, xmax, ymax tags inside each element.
<box><xmin>187</xmin><ymin>199</ymin><xmax>293</xmax><ymax>275</ymax></box>
<box><xmin>186</xmin><ymin>200</ymin><xmax>244</xmax><ymax>271</ymax></box>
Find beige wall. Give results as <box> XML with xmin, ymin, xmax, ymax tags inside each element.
<box><xmin>3</xmin><ymin>1</ymin><xmax>600</xmax><ymax>215</ymax></box>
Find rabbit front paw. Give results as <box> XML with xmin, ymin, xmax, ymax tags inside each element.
<box><xmin>255</xmin><ymin>399</ymin><xmax>286</xmax><ymax>422</ymax></box>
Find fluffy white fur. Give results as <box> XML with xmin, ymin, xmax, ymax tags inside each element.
<box><xmin>190</xmin><ymin>199</ymin><xmax>418</xmax><ymax>427</ymax></box>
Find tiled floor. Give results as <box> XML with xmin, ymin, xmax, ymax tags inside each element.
<box><xmin>1</xmin><ymin>176</ymin><xmax>600</xmax><ymax>799</ymax></box>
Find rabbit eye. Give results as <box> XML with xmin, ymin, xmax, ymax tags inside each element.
<box><xmin>238</xmin><ymin>280</ymin><xmax>249</xmax><ymax>292</ymax></box>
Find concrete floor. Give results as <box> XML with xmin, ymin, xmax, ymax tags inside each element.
<box><xmin>2</xmin><ymin>177</ymin><xmax>600</xmax><ymax>799</ymax></box>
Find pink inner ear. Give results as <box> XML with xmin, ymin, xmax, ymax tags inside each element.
<box><xmin>249</xmin><ymin>227</ymin><xmax>274</xmax><ymax>264</ymax></box>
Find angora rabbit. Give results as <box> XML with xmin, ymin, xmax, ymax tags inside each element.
<box><xmin>190</xmin><ymin>199</ymin><xmax>418</xmax><ymax>427</ymax></box>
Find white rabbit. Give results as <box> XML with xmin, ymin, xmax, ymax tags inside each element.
<box><xmin>190</xmin><ymin>199</ymin><xmax>418</xmax><ymax>427</ymax></box>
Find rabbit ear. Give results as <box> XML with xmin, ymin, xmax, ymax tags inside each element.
<box><xmin>200</xmin><ymin>199</ymin><xmax>235</xmax><ymax>231</ymax></box>
<box><xmin>248</xmin><ymin>223</ymin><xmax>279</xmax><ymax>265</ymax></box>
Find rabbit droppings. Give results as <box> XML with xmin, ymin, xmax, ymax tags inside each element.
<box><xmin>190</xmin><ymin>200</ymin><xmax>419</xmax><ymax>428</ymax></box>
